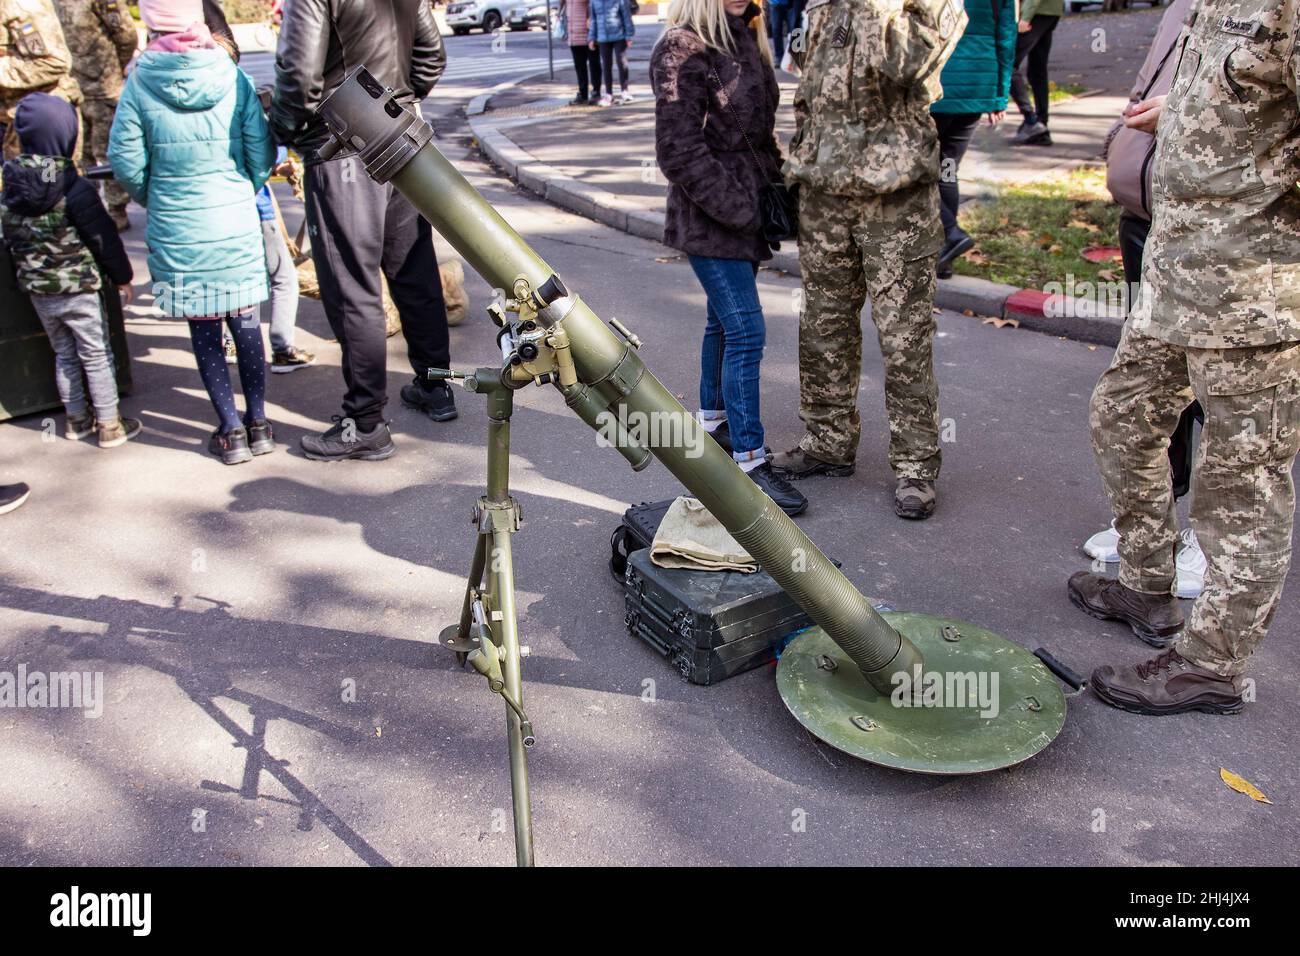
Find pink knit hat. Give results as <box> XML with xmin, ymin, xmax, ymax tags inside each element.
<box><xmin>139</xmin><ymin>0</ymin><xmax>205</xmax><ymax>33</ymax></box>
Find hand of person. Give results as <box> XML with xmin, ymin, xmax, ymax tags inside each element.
<box><xmin>987</xmin><ymin>110</ymin><xmax>1006</xmax><ymax>126</ymax></box>
<box><xmin>119</xmin><ymin>284</ymin><xmax>134</xmax><ymax>305</ymax></box>
<box><xmin>1018</xmin><ymin>20</ymin><xmax>1032</xmax><ymax>33</ymax></box>
<box><xmin>273</xmin><ymin>160</ymin><xmax>296</xmax><ymax>177</ymax></box>
<box><xmin>626</xmin><ymin>39</ymin><xmax>633</xmax><ymax>48</ymax></box>
<box><xmin>1122</xmin><ymin>94</ymin><xmax>1166</xmax><ymax>134</ymax></box>
<box><xmin>589</xmin><ymin>41</ymin><xmax>597</xmax><ymax>51</ymax></box>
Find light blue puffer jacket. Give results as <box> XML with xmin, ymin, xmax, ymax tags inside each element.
<box><xmin>588</xmin><ymin>0</ymin><xmax>634</xmax><ymax>44</ymax></box>
<box><xmin>108</xmin><ymin>49</ymin><xmax>275</xmax><ymax>318</ymax></box>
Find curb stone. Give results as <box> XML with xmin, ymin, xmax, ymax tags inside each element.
<box><xmin>468</xmin><ymin>92</ymin><xmax>1123</xmax><ymax>350</ymax></box>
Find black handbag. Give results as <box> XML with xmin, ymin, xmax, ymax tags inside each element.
<box><xmin>710</xmin><ymin>68</ymin><xmax>798</xmax><ymax>247</ymax></box>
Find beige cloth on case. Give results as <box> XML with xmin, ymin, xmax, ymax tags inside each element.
<box><xmin>650</xmin><ymin>496</ymin><xmax>757</xmax><ymax>573</ymax></box>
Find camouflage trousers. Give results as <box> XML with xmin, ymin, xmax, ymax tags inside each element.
<box><xmin>1090</xmin><ymin>323</ymin><xmax>1300</xmax><ymax>676</ymax></box>
<box><xmin>795</xmin><ymin>181</ymin><xmax>944</xmax><ymax>478</ymax></box>
<box><xmin>81</xmin><ymin>97</ymin><xmax>129</xmax><ymax>220</ymax></box>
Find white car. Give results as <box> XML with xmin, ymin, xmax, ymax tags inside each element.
<box><xmin>445</xmin><ymin>1</ymin><xmax>507</xmax><ymax>34</ymax></box>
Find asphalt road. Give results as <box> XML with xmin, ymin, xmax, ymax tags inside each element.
<box><xmin>0</xmin><ymin>26</ymin><xmax>1296</xmax><ymax>867</ymax></box>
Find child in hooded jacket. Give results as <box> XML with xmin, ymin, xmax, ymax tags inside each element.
<box><xmin>108</xmin><ymin>0</ymin><xmax>276</xmax><ymax>465</ymax></box>
<box><xmin>2</xmin><ymin>92</ymin><xmax>138</xmax><ymax>448</ymax></box>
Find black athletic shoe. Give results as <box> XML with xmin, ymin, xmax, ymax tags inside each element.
<box><xmin>247</xmin><ymin>419</ymin><xmax>275</xmax><ymax>456</ymax></box>
<box><xmin>0</xmin><ymin>482</ymin><xmax>31</xmax><ymax>515</ymax></box>
<box><xmin>936</xmin><ymin>230</ymin><xmax>975</xmax><ymax>276</ymax></box>
<box><xmin>208</xmin><ymin>427</ymin><xmax>253</xmax><ymax>465</ymax></box>
<box><xmin>301</xmin><ymin>417</ymin><xmax>396</xmax><ymax>462</ymax></box>
<box><xmin>749</xmin><ymin>462</ymin><xmax>808</xmax><ymax>517</ymax></box>
<box><xmin>709</xmin><ymin>420</ymin><xmax>770</xmax><ymax>457</ymax></box>
<box><xmin>400</xmin><ymin>380</ymin><xmax>458</xmax><ymax>422</ymax></box>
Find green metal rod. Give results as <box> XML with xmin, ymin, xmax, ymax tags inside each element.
<box><xmin>484</xmin><ymin>387</ymin><xmax>533</xmax><ymax>867</ymax></box>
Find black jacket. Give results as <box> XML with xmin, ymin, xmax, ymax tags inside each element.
<box><xmin>2</xmin><ymin>155</ymin><xmax>134</xmax><ymax>292</ymax></box>
<box><xmin>272</xmin><ymin>0</ymin><xmax>446</xmax><ymax>162</ymax></box>
<box><xmin>650</xmin><ymin>6</ymin><xmax>782</xmax><ymax>262</ymax></box>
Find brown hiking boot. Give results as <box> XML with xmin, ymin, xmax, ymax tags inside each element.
<box><xmin>769</xmin><ymin>446</ymin><xmax>854</xmax><ymax>480</ymax></box>
<box><xmin>97</xmin><ymin>416</ymin><xmax>142</xmax><ymax>449</ymax></box>
<box><xmin>1091</xmin><ymin>648</ymin><xmax>1244</xmax><ymax>716</ymax></box>
<box><xmin>895</xmin><ymin>478</ymin><xmax>936</xmax><ymax>520</ymax></box>
<box><xmin>1067</xmin><ymin>571</ymin><xmax>1183</xmax><ymax>647</ymax></box>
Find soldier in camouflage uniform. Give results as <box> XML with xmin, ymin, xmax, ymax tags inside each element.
<box><xmin>56</xmin><ymin>1</ymin><xmax>139</xmax><ymax>230</ymax></box>
<box><xmin>0</xmin><ymin>0</ymin><xmax>81</xmax><ymax>160</ymax></box>
<box><xmin>772</xmin><ymin>0</ymin><xmax>965</xmax><ymax>520</ymax></box>
<box><xmin>1070</xmin><ymin>0</ymin><xmax>1300</xmax><ymax>715</ymax></box>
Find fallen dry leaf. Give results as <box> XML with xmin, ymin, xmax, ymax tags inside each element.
<box><xmin>1069</xmin><ymin>219</ymin><xmax>1100</xmax><ymax>233</ymax></box>
<box><xmin>1048</xmin><ymin>244</ymin><xmax>1064</xmax><ymax>254</ymax></box>
<box><xmin>1098</xmin><ymin>269</ymin><xmax>1118</xmax><ymax>281</ymax></box>
<box><xmin>982</xmin><ymin>317</ymin><xmax>1020</xmax><ymax>329</ymax></box>
<box><xmin>1220</xmin><ymin>768</ymin><xmax>1271</xmax><ymax>804</ymax></box>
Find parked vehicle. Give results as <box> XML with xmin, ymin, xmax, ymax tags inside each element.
<box><xmin>507</xmin><ymin>2</ymin><xmax>551</xmax><ymax>31</ymax></box>
<box><xmin>446</xmin><ymin>1</ymin><xmax>507</xmax><ymax>34</ymax></box>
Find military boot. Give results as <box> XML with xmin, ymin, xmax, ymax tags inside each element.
<box><xmin>1091</xmin><ymin>649</ymin><xmax>1244</xmax><ymax>716</ymax></box>
<box><xmin>769</xmin><ymin>446</ymin><xmax>854</xmax><ymax>480</ymax></box>
<box><xmin>895</xmin><ymin>478</ymin><xmax>936</xmax><ymax>520</ymax></box>
<box><xmin>1067</xmin><ymin>571</ymin><xmax>1183</xmax><ymax>647</ymax></box>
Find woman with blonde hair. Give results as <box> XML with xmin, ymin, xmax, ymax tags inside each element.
<box><xmin>650</xmin><ymin>0</ymin><xmax>805</xmax><ymax>516</ymax></box>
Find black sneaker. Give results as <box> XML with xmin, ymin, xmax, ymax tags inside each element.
<box><xmin>749</xmin><ymin>462</ymin><xmax>808</xmax><ymax>517</ymax></box>
<box><xmin>710</xmin><ymin>420</ymin><xmax>770</xmax><ymax>457</ymax></box>
<box><xmin>569</xmin><ymin>95</ymin><xmax>589</xmax><ymax>106</ymax></box>
<box><xmin>208</xmin><ymin>427</ymin><xmax>253</xmax><ymax>465</ymax></box>
<box><xmin>1013</xmin><ymin>121</ymin><xmax>1051</xmax><ymax>146</ymax></box>
<box><xmin>247</xmin><ymin>419</ymin><xmax>275</xmax><ymax>456</ymax></box>
<box><xmin>270</xmin><ymin>347</ymin><xmax>316</xmax><ymax>374</ymax></box>
<box><xmin>0</xmin><ymin>482</ymin><xmax>31</xmax><ymax>516</ymax></box>
<box><xmin>400</xmin><ymin>380</ymin><xmax>458</xmax><ymax>422</ymax></box>
<box><xmin>300</xmin><ymin>417</ymin><xmax>397</xmax><ymax>462</ymax></box>
<box><xmin>936</xmin><ymin>230</ymin><xmax>975</xmax><ymax>276</ymax></box>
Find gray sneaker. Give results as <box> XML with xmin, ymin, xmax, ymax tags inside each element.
<box><xmin>301</xmin><ymin>417</ymin><xmax>397</xmax><ymax>462</ymax></box>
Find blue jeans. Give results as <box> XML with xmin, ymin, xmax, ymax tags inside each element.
<box><xmin>770</xmin><ymin>1</ymin><xmax>804</xmax><ymax>62</ymax></box>
<box><xmin>688</xmin><ymin>256</ymin><xmax>766</xmax><ymax>461</ymax></box>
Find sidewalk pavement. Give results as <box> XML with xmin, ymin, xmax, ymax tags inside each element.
<box><xmin>469</xmin><ymin>7</ymin><xmax>1168</xmax><ymax>346</ymax></box>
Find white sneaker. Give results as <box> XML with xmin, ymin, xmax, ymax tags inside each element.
<box><xmin>1174</xmin><ymin>527</ymin><xmax>1206</xmax><ymax>599</ymax></box>
<box><xmin>1083</xmin><ymin>522</ymin><xmax>1121</xmax><ymax>563</ymax></box>
<box><xmin>597</xmin><ymin>94</ymin><xmax>613</xmax><ymax>107</ymax></box>
<box><xmin>615</xmin><ymin>91</ymin><xmax>634</xmax><ymax>105</ymax></box>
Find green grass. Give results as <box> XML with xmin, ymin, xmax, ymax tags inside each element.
<box><xmin>1049</xmin><ymin>81</ymin><xmax>1088</xmax><ymax>102</ymax></box>
<box><xmin>952</xmin><ymin>165</ymin><xmax>1125</xmax><ymax>291</ymax></box>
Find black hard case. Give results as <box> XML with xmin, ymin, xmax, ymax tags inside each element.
<box><xmin>614</xmin><ymin>499</ymin><xmax>818</xmax><ymax>685</ymax></box>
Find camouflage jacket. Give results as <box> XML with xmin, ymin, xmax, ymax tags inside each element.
<box><xmin>1</xmin><ymin>154</ymin><xmax>132</xmax><ymax>294</ymax></box>
<box><xmin>784</xmin><ymin>0</ymin><xmax>965</xmax><ymax>197</ymax></box>
<box><xmin>1131</xmin><ymin>0</ymin><xmax>1300</xmax><ymax>348</ymax></box>
<box><xmin>0</xmin><ymin>0</ymin><xmax>81</xmax><ymax>122</ymax></box>
<box><xmin>56</xmin><ymin>0</ymin><xmax>138</xmax><ymax>102</ymax></box>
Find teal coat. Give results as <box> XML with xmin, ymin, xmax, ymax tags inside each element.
<box><xmin>931</xmin><ymin>0</ymin><xmax>1019</xmax><ymax>115</ymax></box>
<box><xmin>108</xmin><ymin>49</ymin><xmax>275</xmax><ymax>318</ymax></box>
